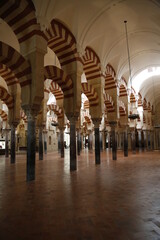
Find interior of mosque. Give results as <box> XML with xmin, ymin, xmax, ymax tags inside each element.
<box><xmin>0</xmin><ymin>0</ymin><xmax>160</xmax><ymax>180</ymax></box>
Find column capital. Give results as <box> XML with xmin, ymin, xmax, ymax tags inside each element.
<box><xmin>67</xmin><ymin>113</ymin><xmax>79</xmax><ymax>124</ymax></box>
<box><xmin>92</xmin><ymin>118</ymin><xmax>101</xmax><ymax>128</ymax></box>
<box><xmin>109</xmin><ymin>121</ymin><xmax>117</xmax><ymax>129</ymax></box>
<box><xmin>25</xmin><ymin>108</ymin><xmax>37</xmax><ymax>121</ymax></box>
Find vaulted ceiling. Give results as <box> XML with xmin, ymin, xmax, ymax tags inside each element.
<box><xmin>0</xmin><ymin>0</ymin><xmax>160</xmax><ymax>106</ymax></box>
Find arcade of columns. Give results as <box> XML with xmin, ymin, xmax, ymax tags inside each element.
<box><xmin>0</xmin><ymin>1</ymin><xmax>158</xmax><ymax>181</ymax></box>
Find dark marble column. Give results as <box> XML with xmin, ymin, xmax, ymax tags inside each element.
<box><xmin>10</xmin><ymin>124</ymin><xmax>16</xmax><ymax>164</ymax></box>
<box><xmin>124</xmin><ymin>128</ymin><xmax>128</xmax><ymax>157</ymax></box>
<box><xmin>93</xmin><ymin>118</ymin><xmax>101</xmax><ymax>164</ymax></box>
<box><xmin>94</xmin><ymin>127</ymin><xmax>100</xmax><ymax>164</ymax></box>
<box><xmin>141</xmin><ymin>130</ymin><xmax>144</xmax><ymax>151</ymax></box>
<box><xmin>60</xmin><ymin>128</ymin><xmax>64</xmax><ymax>158</ymax></box>
<box><xmin>131</xmin><ymin>130</ymin><xmax>136</xmax><ymax>154</ymax></box>
<box><xmin>110</xmin><ymin>122</ymin><xmax>117</xmax><ymax>160</ymax></box>
<box><xmin>100</xmin><ymin>132</ymin><xmax>103</xmax><ymax>151</ymax></box>
<box><xmin>39</xmin><ymin>127</ymin><xmax>43</xmax><ymax>160</ymax></box>
<box><xmin>43</xmin><ymin>130</ymin><xmax>47</xmax><ymax>154</ymax></box>
<box><xmin>5</xmin><ymin>129</ymin><xmax>9</xmax><ymax>158</ymax></box>
<box><xmin>138</xmin><ymin>130</ymin><xmax>142</xmax><ymax>151</ymax></box>
<box><xmin>77</xmin><ymin>130</ymin><xmax>81</xmax><ymax>156</ymax></box>
<box><xmin>70</xmin><ymin>121</ymin><xmax>77</xmax><ymax>170</ymax></box>
<box><xmin>27</xmin><ymin>113</ymin><xmax>36</xmax><ymax>181</ymax></box>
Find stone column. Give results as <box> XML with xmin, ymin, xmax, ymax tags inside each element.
<box><xmin>39</xmin><ymin>127</ymin><xmax>43</xmax><ymax>160</ymax></box>
<box><xmin>69</xmin><ymin>116</ymin><xmax>77</xmax><ymax>171</ymax></box>
<box><xmin>138</xmin><ymin>130</ymin><xmax>142</xmax><ymax>151</ymax></box>
<box><xmin>5</xmin><ymin>129</ymin><xmax>10</xmax><ymax>158</ymax></box>
<box><xmin>60</xmin><ymin>128</ymin><xmax>64</xmax><ymax>158</ymax></box>
<box><xmin>93</xmin><ymin>119</ymin><xmax>101</xmax><ymax>164</ymax></box>
<box><xmin>26</xmin><ymin>112</ymin><xmax>36</xmax><ymax>181</ymax></box>
<box><xmin>10</xmin><ymin>124</ymin><xmax>16</xmax><ymax>164</ymax></box>
<box><xmin>124</xmin><ymin>127</ymin><xmax>128</xmax><ymax>157</ymax></box>
<box><xmin>43</xmin><ymin>130</ymin><xmax>47</xmax><ymax>154</ymax></box>
<box><xmin>109</xmin><ymin>121</ymin><xmax>117</xmax><ymax>160</ymax></box>
<box><xmin>103</xmin><ymin>130</ymin><xmax>106</xmax><ymax>150</ymax></box>
<box><xmin>141</xmin><ymin>130</ymin><xmax>144</xmax><ymax>151</ymax></box>
<box><xmin>100</xmin><ymin>132</ymin><xmax>103</xmax><ymax>150</ymax></box>
<box><xmin>77</xmin><ymin>130</ymin><xmax>81</xmax><ymax>156</ymax></box>
<box><xmin>131</xmin><ymin>130</ymin><xmax>136</xmax><ymax>154</ymax></box>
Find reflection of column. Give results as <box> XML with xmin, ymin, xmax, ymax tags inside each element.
<box><xmin>5</xmin><ymin>129</ymin><xmax>10</xmax><ymax>158</ymax></box>
<box><xmin>109</xmin><ymin>121</ymin><xmax>117</xmax><ymax>160</ymax></box>
<box><xmin>60</xmin><ymin>128</ymin><xmax>64</xmax><ymax>158</ymax></box>
<box><xmin>39</xmin><ymin>127</ymin><xmax>43</xmax><ymax>160</ymax></box>
<box><xmin>124</xmin><ymin>127</ymin><xmax>128</xmax><ymax>157</ymax></box>
<box><xmin>26</xmin><ymin>112</ymin><xmax>36</xmax><ymax>181</ymax></box>
<box><xmin>10</xmin><ymin>124</ymin><xmax>16</xmax><ymax>164</ymax></box>
<box><xmin>93</xmin><ymin>119</ymin><xmax>101</xmax><ymax>164</ymax></box>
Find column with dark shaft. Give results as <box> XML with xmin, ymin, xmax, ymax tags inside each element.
<box><xmin>109</xmin><ymin>121</ymin><xmax>117</xmax><ymax>160</ymax></box>
<box><xmin>10</xmin><ymin>124</ymin><xmax>16</xmax><ymax>164</ymax></box>
<box><xmin>138</xmin><ymin>130</ymin><xmax>142</xmax><ymax>151</ymax></box>
<box><xmin>43</xmin><ymin>130</ymin><xmax>47</xmax><ymax>154</ymax></box>
<box><xmin>27</xmin><ymin>112</ymin><xmax>36</xmax><ymax>181</ymax></box>
<box><xmin>5</xmin><ymin>129</ymin><xmax>9</xmax><ymax>158</ymax></box>
<box><xmin>141</xmin><ymin>130</ymin><xmax>144</xmax><ymax>151</ymax></box>
<box><xmin>132</xmin><ymin>129</ymin><xmax>136</xmax><ymax>154</ymax></box>
<box><xmin>39</xmin><ymin>127</ymin><xmax>43</xmax><ymax>160</ymax></box>
<box><xmin>60</xmin><ymin>128</ymin><xmax>64</xmax><ymax>158</ymax></box>
<box><xmin>93</xmin><ymin>119</ymin><xmax>101</xmax><ymax>164</ymax></box>
<box><xmin>77</xmin><ymin>130</ymin><xmax>81</xmax><ymax>156</ymax></box>
<box><xmin>124</xmin><ymin>127</ymin><xmax>128</xmax><ymax>157</ymax></box>
<box><xmin>69</xmin><ymin>116</ymin><xmax>77</xmax><ymax>170</ymax></box>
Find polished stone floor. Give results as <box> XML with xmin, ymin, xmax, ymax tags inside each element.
<box><xmin>0</xmin><ymin>149</ymin><xmax>160</xmax><ymax>240</ymax></box>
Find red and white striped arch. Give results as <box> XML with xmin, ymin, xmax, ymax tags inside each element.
<box><xmin>47</xmin><ymin>104</ymin><xmax>63</xmax><ymax>119</ymax></box>
<box><xmin>0</xmin><ymin>109</ymin><xmax>7</xmax><ymax>121</ymax></box>
<box><xmin>143</xmin><ymin>98</ymin><xmax>148</xmax><ymax>110</ymax></box>
<box><xmin>44</xmin><ymin>19</ymin><xmax>79</xmax><ymax>66</ymax></box>
<box><xmin>84</xmin><ymin>100</ymin><xmax>89</xmax><ymax>109</ymax></box>
<box><xmin>0</xmin><ymin>0</ymin><xmax>42</xmax><ymax>44</ymax></box>
<box><xmin>82</xmin><ymin>47</ymin><xmax>101</xmax><ymax>81</ymax></box>
<box><xmin>81</xmin><ymin>82</ymin><xmax>98</xmax><ymax>107</ymax></box>
<box><xmin>105</xmin><ymin>64</ymin><xmax>117</xmax><ymax>90</ymax></box>
<box><xmin>119</xmin><ymin>77</ymin><xmax>127</xmax><ymax>97</ymax></box>
<box><xmin>0</xmin><ymin>42</ymin><xmax>31</xmax><ymax>87</ymax></box>
<box><xmin>44</xmin><ymin>65</ymin><xmax>73</xmax><ymax>98</ymax></box>
<box><xmin>119</xmin><ymin>100</ymin><xmax>126</xmax><ymax>117</ymax></box>
<box><xmin>50</xmin><ymin>82</ymin><xmax>64</xmax><ymax>100</ymax></box>
<box><xmin>0</xmin><ymin>86</ymin><xmax>13</xmax><ymax>109</ymax></box>
<box><xmin>138</xmin><ymin>92</ymin><xmax>142</xmax><ymax>107</ymax></box>
<box><xmin>0</xmin><ymin>64</ymin><xmax>18</xmax><ymax>86</ymax></box>
<box><xmin>104</xmin><ymin>93</ymin><xmax>114</xmax><ymax>113</ymax></box>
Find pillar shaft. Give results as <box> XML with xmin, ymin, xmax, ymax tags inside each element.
<box><xmin>95</xmin><ymin>128</ymin><xmax>100</xmax><ymax>164</ymax></box>
<box><xmin>10</xmin><ymin>125</ymin><xmax>16</xmax><ymax>164</ymax></box>
<box><xmin>27</xmin><ymin>116</ymin><xmax>36</xmax><ymax>181</ymax></box>
<box><xmin>39</xmin><ymin>127</ymin><xmax>43</xmax><ymax>160</ymax></box>
<box><xmin>70</xmin><ymin>123</ymin><xmax>76</xmax><ymax>170</ymax></box>
<box><xmin>77</xmin><ymin>131</ymin><xmax>81</xmax><ymax>156</ymax></box>
<box><xmin>43</xmin><ymin>131</ymin><xmax>47</xmax><ymax>154</ymax></box>
<box><xmin>111</xmin><ymin>127</ymin><xmax>117</xmax><ymax>160</ymax></box>
<box><xmin>132</xmin><ymin>131</ymin><xmax>136</xmax><ymax>154</ymax></box>
<box><xmin>124</xmin><ymin>130</ymin><xmax>128</xmax><ymax>157</ymax></box>
<box><xmin>5</xmin><ymin>130</ymin><xmax>9</xmax><ymax>158</ymax></box>
<box><xmin>60</xmin><ymin>129</ymin><xmax>64</xmax><ymax>158</ymax></box>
